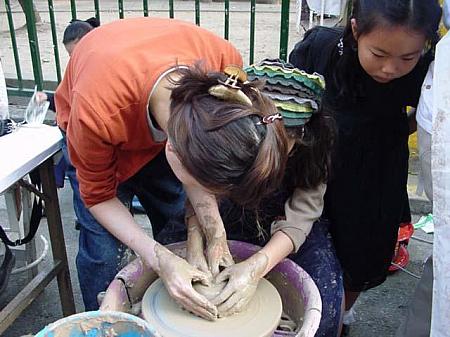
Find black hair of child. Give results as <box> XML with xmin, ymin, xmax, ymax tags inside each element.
<box><xmin>327</xmin><ymin>0</ymin><xmax>441</xmax><ymax>103</ymax></box>
<box><xmin>63</xmin><ymin>17</ymin><xmax>101</xmax><ymax>45</ymax></box>
<box><xmin>284</xmin><ymin>110</ymin><xmax>336</xmax><ymax>193</ymax></box>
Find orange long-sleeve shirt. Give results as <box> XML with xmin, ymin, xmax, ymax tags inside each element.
<box><xmin>55</xmin><ymin>18</ymin><xmax>242</xmax><ymax>207</ymax></box>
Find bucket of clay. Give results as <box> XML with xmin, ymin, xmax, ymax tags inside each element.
<box><xmin>35</xmin><ymin>310</ymin><xmax>161</xmax><ymax>337</ymax></box>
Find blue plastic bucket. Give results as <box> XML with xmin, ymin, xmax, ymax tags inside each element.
<box><xmin>35</xmin><ymin>311</ymin><xmax>160</xmax><ymax>337</ymax></box>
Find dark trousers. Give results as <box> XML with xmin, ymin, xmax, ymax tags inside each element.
<box><xmin>221</xmin><ymin>194</ymin><xmax>344</xmax><ymax>337</ymax></box>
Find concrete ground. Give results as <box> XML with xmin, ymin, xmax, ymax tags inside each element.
<box><xmin>1</xmin><ymin>1</ymin><xmax>434</xmax><ymax>336</ymax></box>
<box><xmin>0</xmin><ymin>0</ymin><xmax>307</xmax><ymax>83</ymax></box>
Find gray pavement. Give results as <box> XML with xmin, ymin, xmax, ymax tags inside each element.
<box><xmin>0</xmin><ymin>0</ymin><xmax>306</xmax><ymax>83</ymax></box>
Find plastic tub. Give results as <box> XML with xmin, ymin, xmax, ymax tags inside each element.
<box><xmin>35</xmin><ymin>310</ymin><xmax>161</xmax><ymax>337</ymax></box>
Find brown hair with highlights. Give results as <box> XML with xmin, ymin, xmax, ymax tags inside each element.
<box><xmin>168</xmin><ymin>63</ymin><xmax>289</xmax><ymax>208</ymax></box>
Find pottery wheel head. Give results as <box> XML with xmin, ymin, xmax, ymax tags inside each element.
<box><xmin>142</xmin><ymin>278</ymin><xmax>282</xmax><ymax>337</ymax></box>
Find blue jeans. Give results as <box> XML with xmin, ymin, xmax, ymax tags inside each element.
<box><xmin>290</xmin><ymin>221</ymin><xmax>344</xmax><ymax>337</ymax></box>
<box><xmin>61</xmin><ymin>134</ymin><xmax>185</xmax><ymax>310</ymax></box>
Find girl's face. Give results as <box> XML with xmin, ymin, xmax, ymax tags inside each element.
<box><xmin>351</xmin><ymin>19</ymin><xmax>426</xmax><ymax>83</ymax></box>
<box><xmin>165</xmin><ymin>140</ymin><xmax>203</xmax><ymax>188</ymax></box>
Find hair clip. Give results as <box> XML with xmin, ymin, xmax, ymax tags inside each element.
<box><xmin>257</xmin><ymin>113</ymin><xmax>283</xmax><ymax>125</ymax></box>
<box><xmin>208</xmin><ymin>65</ymin><xmax>253</xmax><ymax>107</ymax></box>
<box><xmin>221</xmin><ymin>65</ymin><xmax>248</xmax><ymax>87</ymax></box>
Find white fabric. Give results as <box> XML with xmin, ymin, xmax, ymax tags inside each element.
<box><xmin>444</xmin><ymin>0</ymin><xmax>450</xmax><ymax>30</ymax></box>
<box><xmin>0</xmin><ymin>60</ymin><xmax>9</xmax><ymax>120</ymax></box>
<box><xmin>416</xmin><ymin>62</ymin><xmax>434</xmax><ymax>134</ymax></box>
<box><xmin>417</xmin><ymin>125</ymin><xmax>433</xmax><ymax>201</ymax></box>
<box><xmin>306</xmin><ymin>0</ymin><xmax>342</xmax><ymax>16</ymax></box>
<box><xmin>342</xmin><ymin>308</ymin><xmax>357</xmax><ymax>325</ymax></box>
<box><xmin>430</xmin><ymin>32</ymin><xmax>450</xmax><ymax>337</ymax></box>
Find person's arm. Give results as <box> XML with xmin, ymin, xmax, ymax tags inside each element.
<box><xmin>212</xmin><ymin>184</ymin><xmax>326</xmax><ymax>317</ymax></box>
<box><xmin>184</xmin><ymin>186</ymin><xmax>234</xmax><ymax>276</ymax></box>
<box><xmin>35</xmin><ymin>92</ymin><xmax>56</xmax><ymax>113</ymax></box>
<box><xmin>90</xmin><ymin>198</ymin><xmax>159</xmax><ymax>269</ymax></box>
<box><xmin>407</xmin><ymin>107</ymin><xmax>417</xmax><ymax>135</ymax></box>
<box><xmin>185</xmin><ymin>199</ymin><xmax>210</xmax><ymax>274</ymax></box>
<box><xmin>149</xmin><ymin>67</ymin><xmax>233</xmax><ymax>293</ymax></box>
<box><xmin>69</xmin><ymin>92</ymin><xmax>217</xmax><ymax>320</ymax></box>
<box><xmin>271</xmin><ymin>183</ymin><xmax>327</xmax><ymax>252</ymax></box>
<box><xmin>54</xmin><ymin>67</ymin><xmax>72</xmax><ymax>127</ymax></box>
<box><xmin>47</xmin><ymin>92</ymin><xmax>56</xmax><ymax>112</ymax></box>
<box><xmin>90</xmin><ymin>196</ymin><xmax>218</xmax><ymax>320</ymax></box>
<box><xmin>257</xmin><ymin>230</ymin><xmax>294</xmax><ymax>275</ymax></box>
<box><xmin>158</xmin><ymin>103</ymin><xmax>234</xmax><ymax>277</ymax></box>
<box><xmin>210</xmin><ymin>230</ymin><xmax>292</xmax><ymax>317</ymax></box>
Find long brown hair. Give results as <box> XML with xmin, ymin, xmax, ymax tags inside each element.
<box><xmin>168</xmin><ymin>64</ymin><xmax>289</xmax><ymax>208</ymax></box>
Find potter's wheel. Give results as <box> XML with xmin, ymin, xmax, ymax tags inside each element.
<box><xmin>142</xmin><ymin>278</ymin><xmax>282</xmax><ymax>337</ymax></box>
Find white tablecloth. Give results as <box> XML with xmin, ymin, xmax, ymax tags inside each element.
<box><xmin>0</xmin><ymin>124</ymin><xmax>62</xmax><ymax>193</ymax></box>
<box><xmin>306</xmin><ymin>0</ymin><xmax>343</xmax><ymax>16</ymax></box>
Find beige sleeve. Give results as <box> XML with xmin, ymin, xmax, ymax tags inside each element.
<box><xmin>270</xmin><ymin>183</ymin><xmax>326</xmax><ymax>253</ymax></box>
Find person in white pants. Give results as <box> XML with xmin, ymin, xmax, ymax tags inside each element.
<box><xmin>396</xmin><ymin>2</ymin><xmax>450</xmax><ymax>335</ymax></box>
<box><xmin>0</xmin><ymin>59</ymin><xmax>8</xmax><ymax>120</ymax></box>
<box><xmin>395</xmin><ymin>57</ymin><xmax>433</xmax><ymax>333</ymax></box>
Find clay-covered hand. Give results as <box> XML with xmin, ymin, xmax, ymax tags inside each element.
<box><xmin>185</xmin><ymin>190</ymin><xmax>234</xmax><ymax>276</ymax></box>
<box><xmin>153</xmin><ymin>243</ymin><xmax>218</xmax><ymax>320</ymax></box>
<box><xmin>35</xmin><ymin>91</ymin><xmax>48</xmax><ymax>104</ymax></box>
<box><xmin>205</xmin><ymin>231</ymin><xmax>234</xmax><ymax>276</ymax></box>
<box><xmin>186</xmin><ymin>216</ymin><xmax>210</xmax><ymax>274</ymax></box>
<box><xmin>212</xmin><ymin>251</ymin><xmax>268</xmax><ymax>317</ymax></box>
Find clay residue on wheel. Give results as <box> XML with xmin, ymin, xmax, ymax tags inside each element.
<box><xmin>193</xmin><ymin>280</ymin><xmax>227</xmax><ymax>301</ymax></box>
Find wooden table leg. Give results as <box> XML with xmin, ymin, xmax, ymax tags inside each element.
<box><xmin>39</xmin><ymin>158</ymin><xmax>76</xmax><ymax>316</ymax></box>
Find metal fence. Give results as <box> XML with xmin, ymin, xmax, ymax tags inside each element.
<box><xmin>1</xmin><ymin>0</ymin><xmax>292</xmax><ymax>96</ymax></box>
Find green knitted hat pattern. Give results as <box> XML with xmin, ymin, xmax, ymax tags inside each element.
<box><xmin>245</xmin><ymin>59</ymin><xmax>325</xmax><ymax>127</ymax></box>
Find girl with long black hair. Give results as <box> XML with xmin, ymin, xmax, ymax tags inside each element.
<box><xmin>289</xmin><ymin>0</ymin><xmax>441</xmax><ymax>334</ymax></box>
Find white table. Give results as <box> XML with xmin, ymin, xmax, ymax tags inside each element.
<box><xmin>0</xmin><ymin>125</ymin><xmax>63</xmax><ymax>194</ymax></box>
<box><xmin>0</xmin><ymin>124</ymin><xmax>75</xmax><ymax>334</ymax></box>
<box><xmin>296</xmin><ymin>0</ymin><xmax>345</xmax><ymax>32</ymax></box>
<box><xmin>307</xmin><ymin>0</ymin><xmax>342</xmax><ymax>16</ymax></box>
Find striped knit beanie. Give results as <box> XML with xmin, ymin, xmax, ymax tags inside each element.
<box><xmin>245</xmin><ymin>58</ymin><xmax>325</xmax><ymax>127</ymax></box>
